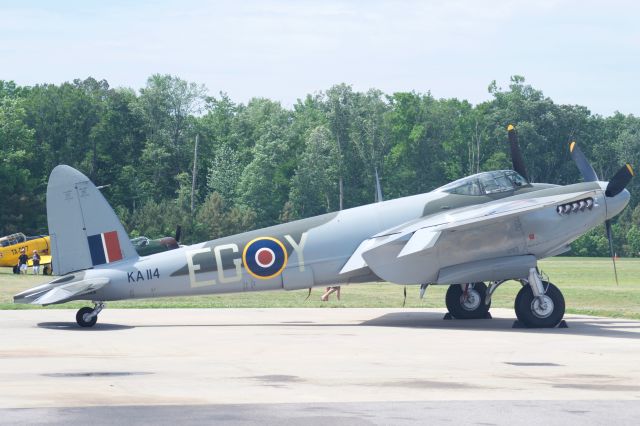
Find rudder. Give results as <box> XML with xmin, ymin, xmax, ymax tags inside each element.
<box><xmin>47</xmin><ymin>165</ymin><xmax>138</xmax><ymax>275</ymax></box>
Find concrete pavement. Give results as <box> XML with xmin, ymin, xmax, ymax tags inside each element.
<box><xmin>1</xmin><ymin>308</ymin><xmax>639</xmax><ymax>424</ymax></box>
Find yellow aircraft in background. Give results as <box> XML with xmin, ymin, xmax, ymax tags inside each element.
<box><xmin>1</xmin><ymin>230</ymin><xmax>180</xmax><ymax>275</ymax></box>
<box><xmin>0</xmin><ymin>233</ymin><xmax>53</xmax><ymax>274</ymax></box>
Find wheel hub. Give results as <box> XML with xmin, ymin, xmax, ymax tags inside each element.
<box><xmin>531</xmin><ymin>295</ymin><xmax>554</xmax><ymax>319</ymax></box>
<box><xmin>460</xmin><ymin>289</ymin><xmax>481</xmax><ymax>311</ymax></box>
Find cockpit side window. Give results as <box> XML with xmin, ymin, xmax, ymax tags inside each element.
<box><xmin>444</xmin><ymin>178</ymin><xmax>483</xmax><ymax>196</ymax></box>
<box><xmin>506</xmin><ymin>171</ymin><xmax>529</xmax><ymax>187</ymax></box>
<box><xmin>479</xmin><ymin>172</ymin><xmax>514</xmax><ymax>194</ymax></box>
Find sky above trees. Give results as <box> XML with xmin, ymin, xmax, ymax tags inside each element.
<box><xmin>2</xmin><ymin>0</ymin><xmax>639</xmax><ymax>116</ymax></box>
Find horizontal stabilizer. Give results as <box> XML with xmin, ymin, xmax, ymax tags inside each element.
<box><xmin>32</xmin><ymin>278</ymin><xmax>109</xmax><ymax>305</ymax></box>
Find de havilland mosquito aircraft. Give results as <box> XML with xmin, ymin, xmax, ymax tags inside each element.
<box><xmin>15</xmin><ymin>125</ymin><xmax>634</xmax><ymax>328</ymax></box>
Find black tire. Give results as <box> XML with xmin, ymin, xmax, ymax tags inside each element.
<box><xmin>43</xmin><ymin>265</ymin><xmax>51</xmax><ymax>275</ymax></box>
<box><xmin>514</xmin><ymin>281</ymin><xmax>565</xmax><ymax>328</ymax></box>
<box><xmin>445</xmin><ymin>282</ymin><xmax>490</xmax><ymax>319</ymax></box>
<box><xmin>76</xmin><ymin>307</ymin><xmax>98</xmax><ymax>328</ymax></box>
<box><xmin>12</xmin><ymin>265</ymin><xmax>19</xmax><ymax>274</ymax></box>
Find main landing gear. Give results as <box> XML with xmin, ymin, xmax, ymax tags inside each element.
<box><xmin>445</xmin><ymin>282</ymin><xmax>491</xmax><ymax>319</ymax></box>
<box><xmin>443</xmin><ymin>268</ymin><xmax>566</xmax><ymax>328</ymax></box>
<box><xmin>76</xmin><ymin>302</ymin><xmax>105</xmax><ymax>328</ymax></box>
<box><xmin>514</xmin><ymin>268</ymin><xmax>565</xmax><ymax>328</ymax></box>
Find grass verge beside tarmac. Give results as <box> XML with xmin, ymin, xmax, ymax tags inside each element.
<box><xmin>1</xmin><ymin>257</ymin><xmax>638</xmax><ymax>319</ymax></box>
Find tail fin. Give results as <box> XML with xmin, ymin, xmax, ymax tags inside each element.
<box><xmin>47</xmin><ymin>165</ymin><xmax>138</xmax><ymax>275</ymax></box>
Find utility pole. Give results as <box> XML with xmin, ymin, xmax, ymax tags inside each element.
<box><xmin>374</xmin><ymin>166</ymin><xmax>383</xmax><ymax>202</ymax></box>
<box><xmin>191</xmin><ymin>133</ymin><xmax>199</xmax><ymax>214</ymax></box>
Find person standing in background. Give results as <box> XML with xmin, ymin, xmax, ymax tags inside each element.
<box><xmin>32</xmin><ymin>250</ymin><xmax>41</xmax><ymax>275</ymax></box>
<box><xmin>18</xmin><ymin>248</ymin><xmax>28</xmax><ymax>274</ymax></box>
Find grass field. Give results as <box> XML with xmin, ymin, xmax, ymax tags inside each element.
<box><xmin>1</xmin><ymin>257</ymin><xmax>639</xmax><ymax>319</ymax></box>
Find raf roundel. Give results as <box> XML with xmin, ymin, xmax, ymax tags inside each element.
<box><xmin>242</xmin><ymin>237</ymin><xmax>288</xmax><ymax>279</ymax></box>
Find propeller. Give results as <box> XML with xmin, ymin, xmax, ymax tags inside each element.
<box><xmin>507</xmin><ymin>125</ymin><xmax>530</xmax><ymax>182</ymax></box>
<box><xmin>603</xmin><ymin>164</ymin><xmax>634</xmax><ymax>286</ymax></box>
<box><xmin>606</xmin><ymin>164</ymin><xmax>634</xmax><ymax>197</ymax></box>
<box><xmin>569</xmin><ymin>141</ymin><xmax>598</xmax><ymax>182</ymax></box>
<box><xmin>605</xmin><ymin>220</ymin><xmax>619</xmax><ymax>286</ymax></box>
<box><xmin>569</xmin><ymin>142</ymin><xmax>635</xmax><ymax>286</ymax></box>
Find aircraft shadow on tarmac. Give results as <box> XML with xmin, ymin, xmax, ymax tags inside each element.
<box><xmin>36</xmin><ymin>311</ymin><xmax>640</xmax><ymax>339</ymax></box>
<box><xmin>37</xmin><ymin>322</ymin><xmax>134</xmax><ymax>331</ymax></box>
<box><xmin>360</xmin><ymin>312</ymin><xmax>640</xmax><ymax>340</ymax></box>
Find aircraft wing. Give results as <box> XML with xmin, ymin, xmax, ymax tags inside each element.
<box><xmin>21</xmin><ymin>278</ymin><xmax>109</xmax><ymax>305</ymax></box>
<box><xmin>341</xmin><ymin>190</ymin><xmax>596</xmax><ymax>274</ymax></box>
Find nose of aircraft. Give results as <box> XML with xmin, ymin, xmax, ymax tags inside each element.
<box><xmin>605</xmin><ymin>187</ymin><xmax>631</xmax><ymax>220</ymax></box>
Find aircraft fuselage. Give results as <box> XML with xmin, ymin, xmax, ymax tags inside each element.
<box><xmin>43</xmin><ymin>180</ymin><xmax>621</xmax><ymax>303</ymax></box>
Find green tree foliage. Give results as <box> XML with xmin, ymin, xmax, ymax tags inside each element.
<box><xmin>626</xmin><ymin>226</ymin><xmax>640</xmax><ymax>257</ymax></box>
<box><xmin>138</xmin><ymin>74</ymin><xmax>207</xmax><ymax>199</ymax></box>
<box><xmin>195</xmin><ymin>192</ymin><xmax>256</xmax><ymax>240</ymax></box>
<box><xmin>237</xmin><ymin>127</ymin><xmax>290</xmax><ymax>227</ymax></box>
<box><xmin>350</xmin><ymin>89</ymin><xmax>390</xmax><ymax>202</ymax></box>
<box><xmin>1</xmin><ymin>76</ymin><xmax>639</xmax><ymax>256</ymax></box>
<box><xmin>0</xmin><ymin>96</ymin><xmax>38</xmax><ymax>234</ymax></box>
<box><xmin>324</xmin><ymin>84</ymin><xmax>355</xmax><ymax>210</ymax></box>
<box><xmin>570</xmin><ymin>227</ymin><xmax>610</xmax><ymax>257</ymax></box>
<box><xmin>207</xmin><ymin>144</ymin><xmax>243</xmax><ymax>202</ymax></box>
<box><xmin>288</xmin><ymin>126</ymin><xmax>339</xmax><ymax>218</ymax></box>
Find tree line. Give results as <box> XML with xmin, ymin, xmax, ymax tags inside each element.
<box><xmin>1</xmin><ymin>75</ymin><xmax>639</xmax><ymax>256</ymax></box>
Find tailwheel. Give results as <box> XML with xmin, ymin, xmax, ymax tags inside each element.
<box><xmin>514</xmin><ymin>281</ymin><xmax>565</xmax><ymax>328</ymax></box>
<box><xmin>445</xmin><ymin>282</ymin><xmax>490</xmax><ymax>319</ymax></box>
<box><xmin>75</xmin><ymin>302</ymin><xmax>105</xmax><ymax>328</ymax></box>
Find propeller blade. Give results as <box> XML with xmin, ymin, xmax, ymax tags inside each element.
<box><xmin>605</xmin><ymin>164</ymin><xmax>634</xmax><ymax>197</ymax></box>
<box><xmin>569</xmin><ymin>141</ymin><xmax>598</xmax><ymax>182</ymax></box>
<box><xmin>175</xmin><ymin>225</ymin><xmax>182</xmax><ymax>243</ymax></box>
<box><xmin>605</xmin><ymin>220</ymin><xmax>619</xmax><ymax>286</ymax></box>
<box><xmin>507</xmin><ymin>125</ymin><xmax>530</xmax><ymax>182</ymax></box>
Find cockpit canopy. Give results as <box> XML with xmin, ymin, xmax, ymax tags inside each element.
<box><xmin>437</xmin><ymin>170</ymin><xmax>529</xmax><ymax>196</ymax></box>
<box><xmin>0</xmin><ymin>233</ymin><xmax>27</xmax><ymax>247</ymax></box>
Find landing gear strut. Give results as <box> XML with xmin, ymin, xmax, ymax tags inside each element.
<box><xmin>514</xmin><ymin>268</ymin><xmax>565</xmax><ymax>328</ymax></box>
<box><xmin>445</xmin><ymin>282</ymin><xmax>491</xmax><ymax>319</ymax></box>
<box><xmin>76</xmin><ymin>302</ymin><xmax>105</xmax><ymax>328</ymax></box>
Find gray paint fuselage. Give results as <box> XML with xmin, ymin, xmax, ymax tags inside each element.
<box><xmin>24</xmin><ymin>181</ymin><xmax>619</xmax><ymax>305</ymax></box>
<box><xmin>69</xmin><ymin>183</ymin><xmax>564</xmax><ymax>302</ymax></box>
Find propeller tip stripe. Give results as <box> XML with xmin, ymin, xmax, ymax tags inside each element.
<box><xmin>627</xmin><ymin>164</ymin><xmax>635</xmax><ymax>176</ymax></box>
<box><xmin>569</xmin><ymin>141</ymin><xmax>576</xmax><ymax>152</ymax></box>
<box><xmin>507</xmin><ymin>124</ymin><xmax>515</xmax><ymax>131</ymax></box>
